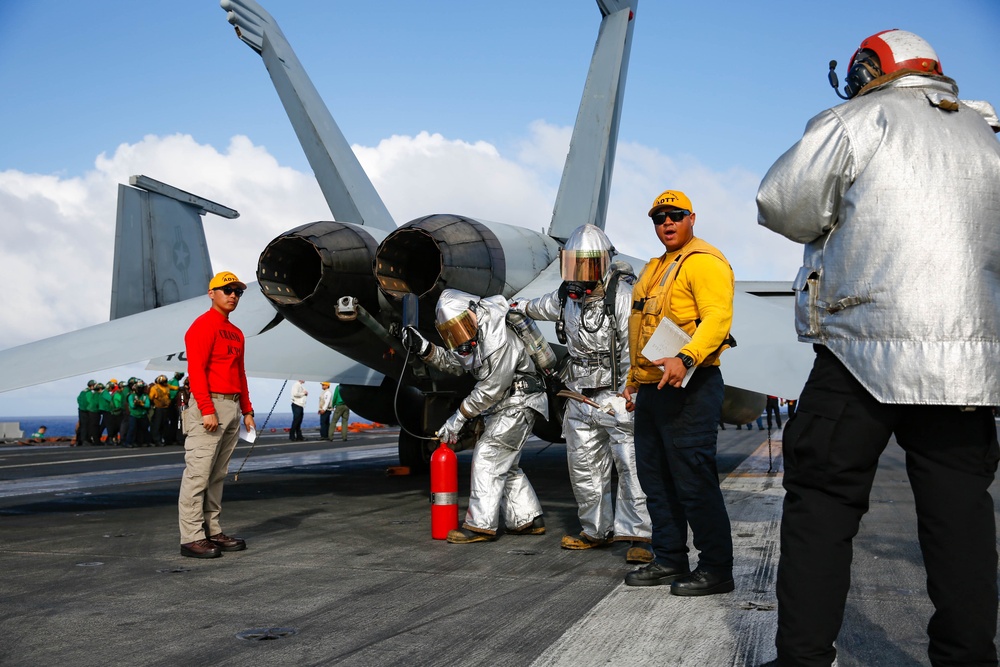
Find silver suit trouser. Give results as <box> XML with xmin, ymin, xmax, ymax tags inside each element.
<box><xmin>464</xmin><ymin>406</ymin><xmax>543</xmax><ymax>535</ymax></box>
<box><xmin>564</xmin><ymin>392</ymin><xmax>651</xmax><ymax>542</ymax></box>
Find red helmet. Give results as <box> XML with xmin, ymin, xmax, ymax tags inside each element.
<box><xmin>842</xmin><ymin>30</ymin><xmax>941</xmax><ymax>98</ymax></box>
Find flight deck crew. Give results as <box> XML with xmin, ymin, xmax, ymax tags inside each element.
<box><xmin>75</xmin><ymin>379</ymin><xmax>95</xmax><ymax>446</ymax></box>
<box><xmin>623</xmin><ymin>189</ymin><xmax>736</xmax><ymax>596</ymax></box>
<box><xmin>289</xmin><ymin>379</ymin><xmax>307</xmax><ymax>441</ymax></box>
<box><xmin>178</xmin><ymin>271</ymin><xmax>255</xmax><ymax>559</ymax></box>
<box><xmin>403</xmin><ymin>289</ymin><xmax>547</xmax><ymax>544</ymax></box>
<box><xmin>85</xmin><ymin>381</ymin><xmax>101</xmax><ymax>444</ymax></box>
<box><xmin>512</xmin><ymin>224</ymin><xmax>652</xmax><ymax>564</ymax></box>
<box><xmin>330</xmin><ymin>384</ymin><xmax>350</xmax><ymax>441</ymax></box>
<box><xmin>757</xmin><ymin>29</ymin><xmax>1000</xmax><ymax>666</ymax></box>
<box><xmin>318</xmin><ymin>382</ymin><xmax>333</xmax><ymax>440</ymax></box>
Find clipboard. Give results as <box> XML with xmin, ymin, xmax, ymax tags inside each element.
<box><xmin>640</xmin><ymin>317</ymin><xmax>696</xmax><ymax>388</ymax></box>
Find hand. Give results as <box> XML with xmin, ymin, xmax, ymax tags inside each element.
<box><xmin>621</xmin><ymin>385</ymin><xmax>638</xmax><ymax>413</ymax></box>
<box><xmin>244</xmin><ymin>414</ymin><xmax>256</xmax><ymax>432</ymax></box>
<box><xmin>655</xmin><ymin>357</ymin><xmax>688</xmax><ymax>390</ymax></box>
<box><xmin>508</xmin><ymin>300</ymin><xmax>527</xmax><ymax>315</ymax></box>
<box><xmin>203</xmin><ymin>412</ymin><xmax>219</xmax><ymax>432</ymax></box>
<box><xmin>402</xmin><ymin>326</ymin><xmax>431</xmax><ymax>356</ymax></box>
<box><xmin>437</xmin><ymin>411</ymin><xmax>467</xmax><ymax>445</ymax></box>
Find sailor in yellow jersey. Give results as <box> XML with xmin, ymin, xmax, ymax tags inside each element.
<box><xmin>622</xmin><ymin>189</ymin><xmax>737</xmax><ymax>596</ymax></box>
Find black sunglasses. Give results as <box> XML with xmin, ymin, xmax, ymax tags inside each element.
<box><xmin>652</xmin><ymin>209</ymin><xmax>690</xmax><ymax>225</ymax></box>
<box><xmin>218</xmin><ymin>286</ymin><xmax>245</xmax><ymax>297</ymax></box>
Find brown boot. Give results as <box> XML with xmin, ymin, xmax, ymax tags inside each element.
<box><xmin>560</xmin><ymin>532</ymin><xmax>612</xmax><ymax>550</ymax></box>
<box><xmin>507</xmin><ymin>516</ymin><xmax>545</xmax><ymax>535</ymax></box>
<box><xmin>446</xmin><ymin>528</ymin><xmax>496</xmax><ymax>544</ymax></box>
<box><xmin>626</xmin><ymin>542</ymin><xmax>654</xmax><ymax>564</ymax></box>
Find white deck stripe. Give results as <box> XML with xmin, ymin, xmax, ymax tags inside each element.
<box><xmin>531</xmin><ymin>434</ymin><xmax>786</xmax><ymax>667</ymax></box>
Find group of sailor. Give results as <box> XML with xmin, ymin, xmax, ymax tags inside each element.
<box><xmin>75</xmin><ymin>373</ymin><xmax>189</xmax><ymax>448</ymax></box>
<box><xmin>404</xmin><ymin>222</ymin><xmax>654</xmax><ymax>564</ymax></box>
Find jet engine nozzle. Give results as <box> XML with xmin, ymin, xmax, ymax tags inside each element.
<box><xmin>257</xmin><ymin>221</ymin><xmax>402</xmax><ymax>376</ymax></box>
<box><xmin>373</xmin><ymin>214</ymin><xmax>560</xmax><ymax>326</ymax></box>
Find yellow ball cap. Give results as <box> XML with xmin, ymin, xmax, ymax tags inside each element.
<box><xmin>209</xmin><ymin>271</ymin><xmax>247</xmax><ymax>290</ymax></box>
<box><xmin>321</xmin><ymin>382</ymin><xmax>331</xmax><ymax>387</ymax></box>
<box><xmin>648</xmin><ymin>190</ymin><xmax>694</xmax><ymax>217</ymax></box>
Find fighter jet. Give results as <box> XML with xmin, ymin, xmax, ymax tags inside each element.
<box><xmin>0</xmin><ymin>0</ymin><xmax>812</xmax><ymax>469</ymax></box>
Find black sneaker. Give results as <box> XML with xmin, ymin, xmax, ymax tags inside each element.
<box><xmin>624</xmin><ymin>561</ymin><xmax>689</xmax><ymax>587</ymax></box>
<box><xmin>670</xmin><ymin>568</ymin><xmax>735</xmax><ymax>596</ymax></box>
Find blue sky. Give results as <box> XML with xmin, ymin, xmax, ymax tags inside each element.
<box><xmin>0</xmin><ymin>0</ymin><xmax>997</xmax><ymax>416</ymax></box>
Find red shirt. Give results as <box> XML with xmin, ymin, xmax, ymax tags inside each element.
<box><xmin>184</xmin><ymin>308</ymin><xmax>253</xmax><ymax>417</ymax></box>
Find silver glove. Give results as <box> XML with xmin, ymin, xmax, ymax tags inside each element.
<box><xmin>437</xmin><ymin>411</ymin><xmax>467</xmax><ymax>445</ymax></box>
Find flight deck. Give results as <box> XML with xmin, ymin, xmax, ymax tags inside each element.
<box><xmin>1</xmin><ymin>424</ymin><xmax>998</xmax><ymax>666</ymax></box>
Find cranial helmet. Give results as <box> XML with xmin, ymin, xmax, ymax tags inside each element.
<box><xmin>155</xmin><ymin>375</ymin><xmax>168</xmax><ymax>384</ymax></box>
<box><xmin>435</xmin><ymin>288</ymin><xmax>479</xmax><ymax>352</ymax></box>
<box><xmin>844</xmin><ymin>29</ymin><xmax>941</xmax><ymax>98</ymax></box>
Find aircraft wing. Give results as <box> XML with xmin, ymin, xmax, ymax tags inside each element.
<box><xmin>0</xmin><ymin>285</ymin><xmax>382</xmax><ymax>393</ymax></box>
<box><xmin>725</xmin><ymin>290</ymin><xmax>814</xmax><ymax>399</ymax></box>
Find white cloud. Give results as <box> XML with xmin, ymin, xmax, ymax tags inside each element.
<box><xmin>0</xmin><ymin>124</ymin><xmax>800</xmax><ymax>416</ymax></box>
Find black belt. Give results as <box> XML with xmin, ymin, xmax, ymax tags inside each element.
<box><xmin>210</xmin><ymin>392</ymin><xmax>240</xmax><ymax>402</ymax></box>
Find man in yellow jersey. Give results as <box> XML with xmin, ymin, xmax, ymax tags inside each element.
<box><xmin>622</xmin><ymin>189</ymin><xmax>736</xmax><ymax>596</ymax></box>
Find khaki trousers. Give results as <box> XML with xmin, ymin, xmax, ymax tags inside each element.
<box><xmin>177</xmin><ymin>398</ymin><xmax>241</xmax><ymax>544</ymax></box>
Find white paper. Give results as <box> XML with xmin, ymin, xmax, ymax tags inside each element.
<box><xmin>240</xmin><ymin>423</ymin><xmax>257</xmax><ymax>443</ymax></box>
<box><xmin>640</xmin><ymin>317</ymin><xmax>697</xmax><ymax>388</ymax></box>
<box><xmin>603</xmin><ymin>395</ymin><xmax>633</xmax><ymax>425</ymax></box>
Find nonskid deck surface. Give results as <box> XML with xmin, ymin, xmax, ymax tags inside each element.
<box><xmin>1</xmin><ymin>423</ymin><xmax>997</xmax><ymax>666</ymax></box>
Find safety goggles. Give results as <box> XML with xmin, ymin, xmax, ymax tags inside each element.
<box><xmin>218</xmin><ymin>286</ymin><xmax>245</xmax><ymax>297</ymax></box>
<box><xmin>651</xmin><ymin>209</ymin><xmax>690</xmax><ymax>225</ymax></box>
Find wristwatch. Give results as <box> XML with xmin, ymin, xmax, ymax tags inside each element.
<box><xmin>243</xmin><ymin>410</ymin><xmax>255</xmax><ymax>418</ymax></box>
<box><xmin>675</xmin><ymin>353</ymin><xmax>696</xmax><ymax>369</ymax></box>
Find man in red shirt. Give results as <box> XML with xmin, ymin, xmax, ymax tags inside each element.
<box><xmin>178</xmin><ymin>271</ymin><xmax>256</xmax><ymax>558</ymax></box>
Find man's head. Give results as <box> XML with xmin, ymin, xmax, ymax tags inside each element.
<box><xmin>321</xmin><ymin>382</ymin><xmax>331</xmax><ymax>389</ymax></box>
<box><xmin>37</xmin><ymin>426</ymin><xmax>47</xmax><ymax>433</ymax></box>
<box><xmin>87</xmin><ymin>379</ymin><xmax>95</xmax><ymax>388</ymax></box>
<box><xmin>842</xmin><ymin>29</ymin><xmax>942</xmax><ymax>99</ymax></box>
<box><xmin>435</xmin><ymin>288</ymin><xmax>480</xmax><ymax>356</ymax></box>
<box><xmin>208</xmin><ymin>271</ymin><xmax>247</xmax><ymax>315</ymax></box>
<box><xmin>155</xmin><ymin>375</ymin><xmax>168</xmax><ymax>386</ymax></box>
<box><xmin>560</xmin><ymin>224</ymin><xmax>615</xmax><ymax>300</ymax></box>
<box><xmin>648</xmin><ymin>189</ymin><xmax>696</xmax><ymax>253</ymax></box>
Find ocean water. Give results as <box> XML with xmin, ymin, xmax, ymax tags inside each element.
<box><xmin>0</xmin><ymin>412</ymin><xmax>368</xmax><ymax>438</ymax></box>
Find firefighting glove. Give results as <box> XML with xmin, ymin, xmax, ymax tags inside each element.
<box><xmin>508</xmin><ymin>300</ymin><xmax>527</xmax><ymax>315</ymax></box>
<box><xmin>437</xmin><ymin>411</ymin><xmax>467</xmax><ymax>445</ymax></box>
<box><xmin>402</xmin><ymin>326</ymin><xmax>431</xmax><ymax>357</ymax></box>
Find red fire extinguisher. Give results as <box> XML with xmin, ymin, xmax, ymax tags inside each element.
<box><xmin>430</xmin><ymin>441</ymin><xmax>459</xmax><ymax>539</ymax></box>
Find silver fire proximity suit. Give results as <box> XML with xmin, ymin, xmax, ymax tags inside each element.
<box><xmin>515</xmin><ymin>257</ymin><xmax>651</xmax><ymax>546</ymax></box>
<box><xmin>757</xmin><ymin>75</ymin><xmax>1000</xmax><ymax>405</ymax></box>
<box><xmin>422</xmin><ymin>291</ymin><xmax>548</xmax><ymax>536</ymax></box>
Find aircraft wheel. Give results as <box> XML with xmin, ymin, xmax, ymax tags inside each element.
<box><xmin>398</xmin><ymin>430</ymin><xmax>431</xmax><ymax>474</ymax></box>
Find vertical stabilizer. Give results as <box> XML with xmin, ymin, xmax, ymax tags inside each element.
<box><xmin>220</xmin><ymin>0</ymin><xmax>396</xmax><ymax>232</ymax></box>
<box><xmin>110</xmin><ymin>175</ymin><xmax>236</xmax><ymax>320</ymax></box>
<box><xmin>548</xmin><ymin>1</ymin><xmax>638</xmax><ymax>241</ymax></box>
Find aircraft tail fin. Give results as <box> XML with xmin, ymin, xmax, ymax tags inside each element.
<box><xmin>110</xmin><ymin>175</ymin><xmax>237</xmax><ymax>320</ymax></box>
<box><xmin>220</xmin><ymin>0</ymin><xmax>396</xmax><ymax>232</ymax></box>
<box><xmin>548</xmin><ymin>1</ymin><xmax>638</xmax><ymax>241</ymax></box>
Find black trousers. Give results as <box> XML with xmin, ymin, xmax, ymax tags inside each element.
<box><xmin>766</xmin><ymin>396</ymin><xmax>782</xmax><ymax>429</ymax></box>
<box><xmin>633</xmin><ymin>366</ymin><xmax>733</xmax><ymax>573</ymax></box>
<box><xmin>319</xmin><ymin>410</ymin><xmax>331</xmax><ymax>439</ymax></box>
<box><xmin>290</xmin><ymin>404</ymin><xmax>304</xmax><ymax>440</ymax></box>
<box><xmin>776</xmin><ymin>346</ymin><xmax>999</xmax><ymax>666</ymax></box>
